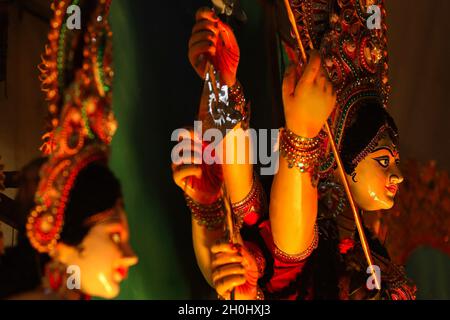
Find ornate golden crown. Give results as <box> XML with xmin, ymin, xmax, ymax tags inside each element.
<box><xmin>28</xmin><ymin>0</ymin><xmax>116</xmax><ymax>254</ymax></box>
<box><xmin>281</xmin><ymin>0</ymin><xmax>390</xmax><ymax>174</ymax></box>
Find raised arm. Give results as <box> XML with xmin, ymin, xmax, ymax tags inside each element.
<box><xmin>188</xmin><ymin>7</ymin><xmax>253</xmax><ymax>205</ymax></box>
<box><xmin>270</xmin><ymin>52</ymin><xmax>336</xmax><ymax>255</ymax></box>
<box><xmin>172</xmin><ymin>8</ymin><xmax>262</xmax><ymax>291</ymax></box>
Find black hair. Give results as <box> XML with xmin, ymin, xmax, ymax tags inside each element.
<box><xmin>340</xmin><ymin>100</ymin><xmax>399</xmax><ymax>174</ymax></box>
<box><xmin>0</xmin><ymin>160</ymin><xmax>122</xmax><ymax>298</ymax></box>
<box><xmin>60</xmin><ymin>163</ymin><xmax>122</xmax><ymax>246</ymax></box>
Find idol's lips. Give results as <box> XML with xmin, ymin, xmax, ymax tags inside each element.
<box><xmin>385</xmin><ymin>184</ymin><xmax>398</xmax><ymax>195</ymax></box>
<box><xmin>115</xmin><ymin>266</ymin><xmax>128</xmax><ymax>281</ymax></box>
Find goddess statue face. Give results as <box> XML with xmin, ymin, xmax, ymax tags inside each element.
<box><xmin>56</xmin><ymin>205</ymin><xmax>138</xmax><ymax>299</ymax></box>
<box><xmin>347</xmin><ymin>133</ymin><xmax>404</xmax><ymax>211</ymax></box>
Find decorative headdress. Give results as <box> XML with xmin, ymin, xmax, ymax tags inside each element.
<box><xmin>27</xmin><ymin>0</ymin><xmax>116</xmax><ymax>254</ymax></box>
<box><xmin>278</xmin><ymin>0</ymin><xmax>393</xmax><ymax>175</ymax></box>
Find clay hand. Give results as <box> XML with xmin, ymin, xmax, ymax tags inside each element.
<box><xmin>211</xmin><ymin>241</ymin><xmax>259</xmax><ymax>300</ymax></box>
<box><xmin>188</xmin><ymin>7</ymin><xmax>240</xmax><ymax>87</ymax></box>
<box><xmin>172</xmin><ymin>130</ymin><xmax>223</xmax><ymax>204</ymax></box>
<box><xmin>282</xmin><ymin>51</ymin><xmax>337</xmax><ymax>138</ymax></box>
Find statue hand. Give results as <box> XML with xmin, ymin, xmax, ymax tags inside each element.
<box><xmin>282</xmin><ymin>51</ymin><xmax>337</xmax><ymax>138</ymax></box>
<box><xmin>188</xmin><ymin>7</ymin><xmax>240</xmax><ymax>87</ymax></box>
<box><xmin>211</xmin><ymin>241</ymin><xmax>259</xmax><ymax>300</ymax></box>
<box><xmin>172</xmin><ymin>131</ymin><xmax>223</xmax><ymax>205</ymax></box>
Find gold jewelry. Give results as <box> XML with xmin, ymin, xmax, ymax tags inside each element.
<box><xmin>83</xmin><ymin>204</ymin><xmax>121</xmax><ymax>228</ymax></box>
<box><xmin>228</xmin><ymin>81</ymin><xmax>250</xmax><ymax>130</ymax></box>
<box><xmin>231</xmin><ymin>174</ymin><xmax>266</xmax><ymax>230</ymax></box>
<box><xmin>273</xmin><ymin>224</ymin><xmax>319</xmax><ymax>263</ymax></box>
<box><xmin>279</xmin><ymin>128</ymin><xmax>323</xmax><ymax>186</ymax></box>
<box><xmin>27</xmin><ymin>144</ymin><xmax>108</xmax><ymax>254</ymax></box>
<box><xmin>184</xmin><ymin>194</ymin><xmax>224</xmax><ymax>230</ymax></box>
<box><xmin>256</xmin><ymin>287</ymin><xmax>265</xmax><ymax>300</ymax></box>
<box><xmin>351</xmin><ymin>125</ymin><xmax>397</xmax><ymax>168</ymax></box>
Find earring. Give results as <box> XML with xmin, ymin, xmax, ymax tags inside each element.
<box><xmin>43</xmin><ymin>259</ymin><xmax>67</xmax><ymax>293</ymax></box>
<box><xmin>351</xmin><ymin>171</ymin><xmax>358</xmax><ymax>183</ymax></box>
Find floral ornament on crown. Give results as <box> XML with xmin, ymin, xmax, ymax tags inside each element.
<box><xmin>281</xmin><ymin>0</ymin><xmax>391</xmax><ymax>176</ymax></box>
<box><xmin>39</xmin><ymin>0</ymin><xmax>115</xmax><ymax>157</ymax></box>
<box><xmin>318</xmin><ymin>0</ymin><xmax>390</xmax><ymax>174</ymax></box>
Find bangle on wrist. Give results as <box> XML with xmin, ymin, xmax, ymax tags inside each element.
<box><xmin>231</xmin><ymin>173</ymin><xmax>266</xmax><ymax>230</ymax></box>
<box><xmin>229</xmin><ymin>81</ymin><xmax>250</xmax><ymax>130</ymax></box>
<box><xmin>279</xmin><ymin>128</ymin><xmax>324</xmax><ymax>186</ymax></box>
<box><xmin>184</xmin><ymin>194</ymin><xmax>224</xmax><ymax>230</ymax></box>
<box><xmin>273</xmin><ymin>224</ymin><xmax>319</xmax><ymax>263</ymax></box>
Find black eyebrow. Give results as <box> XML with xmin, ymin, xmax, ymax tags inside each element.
<box><xmin>372</xmin><ymin>146</ymin><xmax>395</xmax><ymax>157</ymax></box>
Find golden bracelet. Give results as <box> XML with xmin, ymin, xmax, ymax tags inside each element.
<box><xmin>231</xmin><ymin>174</ymin><xmax>266</xmax><ymax>230</ymax></box>
<box><xmin>229</xmin><ymin>82</ymin><xmax>250</xmax><ymax>130</ymax></box>
<box><xmin>273</xmin><ymin>224</ymin><xmax>319</xmax><ymax>263</ymax></box>
<box><xmin>184</xmin><ymin>194</ymin><xmax>224</xmax><ymax>230</ymax></box>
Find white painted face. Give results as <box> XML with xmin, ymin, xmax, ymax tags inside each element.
<box><xmin>347</xmin><ymin>134</ymin><xmax>404</xmax><ymax>211</ymax></box>
<box><xmin>56</xmin><ymin>205</ymin><xmax>138</xmax><ymax>299</ymax></box>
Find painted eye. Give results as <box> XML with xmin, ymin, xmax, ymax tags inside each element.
<box><xmin>111</xmin><ymin>233</ymin><xmax>122</xmax><ymax>244</ymax></box>
<box><xmin>374</xmin><ymin>157</ymin><xmax>389</xmax><ymax>168</ymax></box>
